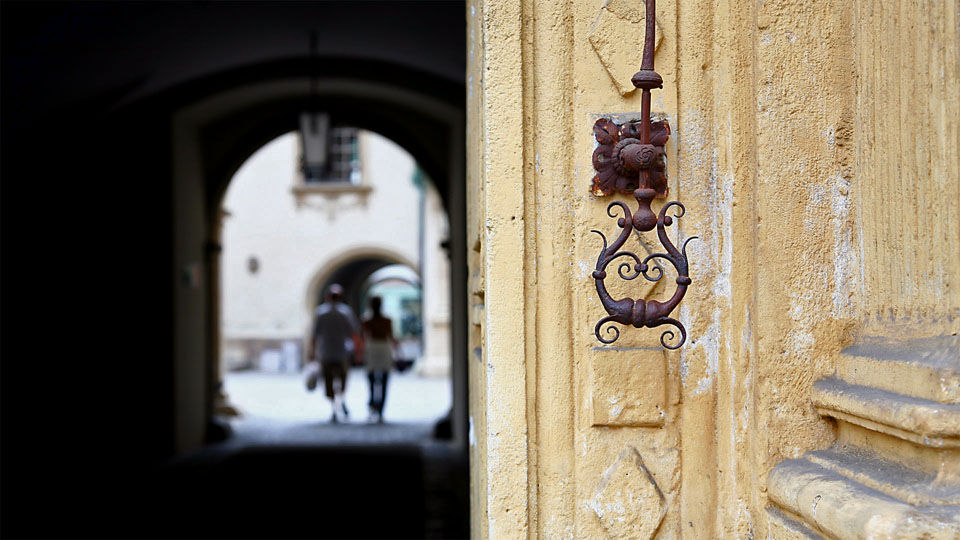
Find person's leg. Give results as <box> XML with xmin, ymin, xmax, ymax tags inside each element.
<box><xmin>372</xmin><ymin>371</ymin><xmax>385</xmax><ymax>413</ymax></box>
<box><xmin>367</xmin><ymin>371</ymin><xmax>383</xmax><ymax>418</ymax></box>
<box><xmin>367</xmin><ymin>370</ymin><xmax>379</xmax><ymax>421</ymax></box>
<box><xmin>322</xmin><ymin>362</ymin><xmax>335</xmax><ymax>401</ymax></box>
<box><xmin>321</xmin><ymin>362</ymin><xmax>338</xmax><ymax>423</ymax></box>
<box><xmin>379</xmin><ymin>371</ymin><xmax>389</xmax><ymax>415</ymax></box>
<box><xmin>337</xmin><ymin>361</ymin><xmax>349</xmax><ymax>418</ymax></box>
<box><xmin>368</xmin><ymin>371</ymin><xmax>376</xmax><ymax>407</ymax></box>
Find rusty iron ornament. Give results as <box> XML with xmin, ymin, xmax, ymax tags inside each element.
<box><xmin>591</xmin><ymin>117</ymin><xmax>670</xmax><ymax>197</ymax></box>
<box><xmin>591</xmin><ymin>0</ymin><xmax>697</xmax><ymax>349</ymax></box>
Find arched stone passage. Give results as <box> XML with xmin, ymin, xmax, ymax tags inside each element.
<box><xmin>171</xmin><ymin>71</ymin><xmax>467</xmax><ymax>455</ymax></box>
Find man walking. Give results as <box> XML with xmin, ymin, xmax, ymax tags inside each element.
<box><xmin>307</xmin><ymin>283</ymin><xmax>363</xmax><ymax>422</ymax></box>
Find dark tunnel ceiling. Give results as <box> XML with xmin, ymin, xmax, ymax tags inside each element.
<box><xmin>2</xmin><ymin>1</ymin><xmax>466</xmax><ymax>116</ymax></box>
<box><xmin>203</xmin><ymin>95</ymin><xmax>454</xmax><ymax>209</ymax></box>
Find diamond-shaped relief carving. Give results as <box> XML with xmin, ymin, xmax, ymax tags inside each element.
<box><xmin>589</xmin><ymin>0</ymin><xmax>664</xmax><ymax>96</ymax></box>
<box><xmin>589</xmin><ymin>447</ymin><xmax>666</xmax><ymax>540</ymax></box>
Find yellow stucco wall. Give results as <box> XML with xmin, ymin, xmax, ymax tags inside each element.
<box><xmin>467</xmin><ymin>1</ymin><xmax>959</xmax><ymax>539</ymax></box>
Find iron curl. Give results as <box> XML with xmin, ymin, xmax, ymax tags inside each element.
<box><xmin>594</xmin><ymin>317</ymin><xmax>621</xmax><ymax>344</ymax></box>
<box><xmin>652</xmin><ymin>317</ymin><xmax>687</xmax><ymax>350</ymax></box>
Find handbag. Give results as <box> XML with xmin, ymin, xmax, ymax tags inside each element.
<box><xmin>304</xmin><ymin>361</ymin><xmax>320</xmax><ymax>391</ymax></box>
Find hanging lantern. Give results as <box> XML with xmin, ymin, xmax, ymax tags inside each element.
<box><xmin>299</xmin><ymin>111</ymin><xmax>330</xmax><ymax>182</ymax></box>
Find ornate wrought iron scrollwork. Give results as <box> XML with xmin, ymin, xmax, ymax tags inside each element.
<box><xmin>590</xmin><ymin>0</ymin><xmax>697</xmax><ymax>348</ymax></box>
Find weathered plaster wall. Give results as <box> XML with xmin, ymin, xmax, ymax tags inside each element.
<box><xmin>855</xmin><ymin>1</ymin><xmax>960</xmax><ymax>336</ymax></box>
<box><xmin>467</xmin><ymin>0</ymin><xmax>959</xmax><ymax>538</ymax></box>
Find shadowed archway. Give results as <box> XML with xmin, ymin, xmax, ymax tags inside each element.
<box><xmin>2</xmin><ymin>2</ymin><xmax>469</xmax><ymax>538</ymax></box>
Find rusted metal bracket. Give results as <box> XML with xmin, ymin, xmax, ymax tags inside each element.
<box><xmin>590</xmin><ymin>0</ymin><xmax>697</xmax><ymax>349</ymax></box>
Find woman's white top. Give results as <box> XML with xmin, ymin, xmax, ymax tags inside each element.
<box><xmin>365</xmin><ymin>338</ymin><xmax>394</xmax><ymax>372</ymax></box>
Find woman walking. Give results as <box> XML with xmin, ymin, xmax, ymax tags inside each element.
<box><xmin>362</xmin><ymin>296</ymin><xmax>396</xmax><ymax>423</ymax></box>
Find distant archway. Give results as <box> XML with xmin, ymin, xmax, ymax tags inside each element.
<box><xmin>304</xmin><ymin>247</ymin><xmax>418</xmax><ymax>322</ymax></box>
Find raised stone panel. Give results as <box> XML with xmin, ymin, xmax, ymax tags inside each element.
<box><xmin>590</xmin><ymin>347</ymin><xmax>666</xmax><ymax>427</ymax></box>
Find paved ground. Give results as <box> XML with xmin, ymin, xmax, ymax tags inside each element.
<box><xmin>153</xmin><ymin>369</ymin><xmax>469</xmax><ymax>539</ymax></box>
<box><xmin>222</xmin><ymin>368</ymin><xmax>453</xmax><ymax>445</ymax></box>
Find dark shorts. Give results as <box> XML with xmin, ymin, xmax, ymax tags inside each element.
<box><xmin>321</xmin><ymin>360</ymin><xmax>348</xmax><ymax>398</ymax></box>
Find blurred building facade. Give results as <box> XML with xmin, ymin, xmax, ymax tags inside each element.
<box><xmin>220</xmin><ymin>130</ymin><xmax>451</xmax><ymax>376</ymax></box>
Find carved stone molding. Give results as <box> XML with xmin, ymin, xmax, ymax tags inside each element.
<box><xmin>767</xmin><ymin>336</ymin><xmax>960</xmax><ymax>539</ymax></box>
